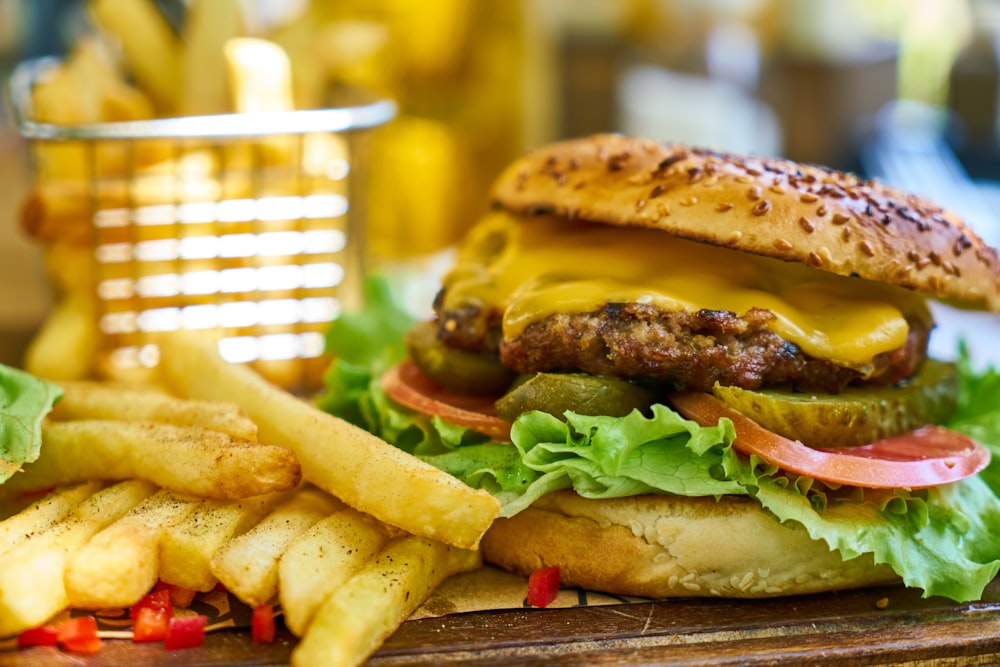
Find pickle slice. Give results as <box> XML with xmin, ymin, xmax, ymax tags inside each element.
<box><xmin>405</xmin><ymin>321</ymin><xmax>516</xmax><ymax>395</ymax></box>
<box><xmin>495</xmin><ymin>372</ymin><xmax>656</xmax><ymax>421</ymax></box>
<box><xmin>711</xmin><ymin>359</ymin><xmax>959</xmax><ymax>448</ymax></box>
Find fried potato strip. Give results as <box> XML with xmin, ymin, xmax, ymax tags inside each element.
<box><xmin>156</xmin><ymin>330</ymin><xmax>501</xmax><ymax>549</ymax></box>
<box><xmin>5</xmin><ymin>421</ymin><xmax>300</xmax><ymax>499</ymax></box>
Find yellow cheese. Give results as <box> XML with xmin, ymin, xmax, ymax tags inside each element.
<box><xmin>441</xmin><ymin>213</ymin><xmax>930</xmax><ymax>370</ymax></box>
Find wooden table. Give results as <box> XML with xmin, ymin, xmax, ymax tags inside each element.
<box><xmin>3</xmin><ymin>580</ymin><xmax>1000</xmax><ymax>666</ymax></box>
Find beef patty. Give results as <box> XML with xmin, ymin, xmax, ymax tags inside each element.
<box><xmin>436</xmin><ymin>301</ymin><xmax>929</xmax><ymax>393</ymax></box>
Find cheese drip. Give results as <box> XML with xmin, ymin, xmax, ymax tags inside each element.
<box><xmin>441</xmin><ymin>212</ymin><xmax>930</xmax><ymax>369</ymax></box>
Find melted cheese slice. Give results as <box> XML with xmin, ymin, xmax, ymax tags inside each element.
<box><xmin>440</xmin><ymin>213</ymin><xmax>931</xmax><ymax>370</ymax></box>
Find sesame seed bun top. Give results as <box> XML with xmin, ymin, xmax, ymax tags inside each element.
<box><xmin>490</xmin><ymin>134</ymin><xmax>1000</xmax><ymax>313</ymax></box>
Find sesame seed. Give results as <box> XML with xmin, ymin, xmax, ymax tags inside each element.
<box><xmin>752</xmin><ymin>200</ymin><xmax>771</xmax><ymax>216</ymax></box>
<box><xmin>816</xmin><ymin>205</ymin><xmax>828</xmax><ymax>216</ymax></box>
<box><xmin>635</xmin><ymin>198</ymin><xmax>647</xmax><ymax>212</ymax></box>
<box><xmin>607</xmin><ymin>151</ymin><xmax>631</xmax><ymax>172</ymax></box>
<box><xmin>748</xmin><ymin>186</ymin><xmax>763</xmax><ymax>201</ymax></box>
<box><xmin>769</xmin><ymin>184</ymin><xmax>785</xmax><ymax>194</ymax></box>
<box><xmin>649</xmin><ymin>183</ymin><xmax>666</xmax><ymax>198</ymax></box>
<box><xmin>832</xmin><ymin>213</ymin><xmax>850</xmax><ymax>225</ymax></box>
<box><xmin>716</xmin><ymin>202</ymin><xmax>733</xmax><ymax>212</ymax></box>
<box><xmin>657</xmin><ymin>203</ymin><xmax>671</xmax><ymax>217</ymax></box>
<box><xmin>735</xmin><ymin>174</ymin><xmax>754</xmax><ymax>184</ymax></box>
<box><xmin>774</xmin><ymin>238</ymin><xmax>793</xmax><ymax>251</ymax></box>
<box><xmin>860</xmin><ymin>241</ymin><xmax>875</xmax><ymax>256</ymax></box>
<box><xmin>680</xmin><ymin>196</ymin><xmax>698</xmax><ymax>206</ymax></box>
<box><xmin>800</xmin><ymin>193</ymin><xmax>819</xmax><ymax>203</ymax></box>
<box><xmin>657</xmin><ymin>152</ymin><xmax>687</xmax><ymax>171</ymax></box>
<box><xmin>954</xmin><ymin>234</ymin><xmax>973</xmax><ymax>255</ymax></box>
<box><xmin>798</xmin><ymin>217</ymin><xmax>815</xmax><ymax>233</ymax></box>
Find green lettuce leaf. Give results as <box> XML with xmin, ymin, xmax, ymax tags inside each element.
<box><xmin>0</xmin><ymin>364</ymin><xmax>63</xmax><ymax>483</ymax></box>
<box><xmin>316</xmin><ymin>276</ymin><xmax>414</xmax><ymax>425</ymax></box>
<box><xmin>318</xmin><ymin>281</ymin><xmax>1000</xmax><ymax>601</ymax></box>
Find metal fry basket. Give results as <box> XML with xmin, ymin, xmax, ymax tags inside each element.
<box><xmin>9</xmin><ymin>57</ymin><xmax>396</xmax><ymax>393</ymax></box>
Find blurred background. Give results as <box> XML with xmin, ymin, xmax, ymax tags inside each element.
<box><xmin>1</xmin><ymin>0</ymin><xmax>999</xmax><ymax>368</ymax></box>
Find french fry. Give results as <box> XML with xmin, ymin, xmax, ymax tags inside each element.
<box><xmin>224</xmin><ymin>36</ymin><xmax>300</xmax><ymax>168</ymax></box>
<box><xmin>0</xmin><ymin>480</ymin><xmax>155</xmax><ymax>636</ymax></box>
<box><xmin>179</xmin><ymin>0</ymin><xmax>243</xmax><ymax>116</ymax></box>
<box><xmin>210</xmin><ymin>485</ymin><xmax>342</xmax><ymax>607</ymax></box>
<box><xmin>159</xmin><ymin>492</ymin><xmax>286</xmax><ymax>592</ymax></box>
<box><xmin>3</xmin><ymin>420</ymin><xmax>300</xmax><ymax>499</ymax></box>
<box><xmin>40</xmin><ymin>242</ymin><xmax>93</xmax><ymax>295</ymax></box>
<box><xmin>21</xmin><ymin>159</ymin><xmax>230</xmax><ymax>246</ymax></box>
<box><xmin>23</xmin><ymin>293</ymin><xmax>99</xmax><ymax>382</ymax></box>
<box><xmin>279</xmin><ymin>508</ymin><xmax>390</xmax><ymax>637</ymax></box>
<box><xmin>88</xmin><ymin>0</ymin><xmax>181</xmax><ymax>114</ymax></box>
<box><xmin>156</xmin><ymin>330</ymin><xmax>502</xmax><ymax>549</ymax></box>
<box><xmin>291</xmin><ymin>535</ymin><xmax>481</xmax><ymax>667</ymax></box>
<box><xmin>225</xmin><ymin>37</ymin><xmax>295</xmax><ymax>114</ymax></box>
<box><xmin>51</xmin><ymin>382</ymin><xmax>258</xmax><ymax>441</ymax></box>
<box><xmin>64</xmin><ymin>489</ymin><xmax>199</xmax><ymax>609</ymax></box>
<box><xmin>28</xmin><ymin>37</ymin><xmax>157</xmax><ymax>180</ymax></box>
<box><xmin>0</xmin><ymin>482</ymin><xmax>103</xmax><ymax>555</ymax></box>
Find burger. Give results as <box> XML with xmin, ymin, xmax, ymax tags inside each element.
<box><xmin>321</xmin><ymin>134</ymin><xmax>1000</xmax><ymax>602</ymax></box>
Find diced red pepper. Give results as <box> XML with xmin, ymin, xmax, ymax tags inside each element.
<box><xmin>156</xmin><ymin>581</ymin><xmax>197</xmax><ymax>608</ymax></box>
<box><xmin>132</xmin><ymin>606</ymin><xmax>171</xmax><ymax>642</ymax></box>
<box><xmin>164</xmin><ymin>615</ymin><xmax>207</xmax><ymax>650</ymax></box>
<box><xmin>130</xmin><ymin>587</ymin><xmax>173</xmax><ymax>624</ymax></box>
<box><xmin>56</xmin><ymin>616</ymin><xmax>102</xmax><ymax>654</ymax></box>
<box><xmin>527</xmin><ymin>566</ymin><xmax>561</xmax><ymax>608</ymax></box>
<box><xmin>17</xmin><ymin>624</ymin><xmax>58</xmax><ymax>648</ymax></box>
<box><xmin>251</xmin><ymin>604</ymin><xmax>276</xmax><ymax>644</ymax></box>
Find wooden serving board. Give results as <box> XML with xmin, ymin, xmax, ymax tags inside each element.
<box><xmin>4</xmin><ymin>580</ymin><xmax>1000</xmax><ymax>666</ymax></box>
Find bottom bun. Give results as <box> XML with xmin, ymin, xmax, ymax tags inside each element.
<box><xmin>480</xmin><ymin>490</ymin><xmax>899</xmax><ymax>598</ymax></box>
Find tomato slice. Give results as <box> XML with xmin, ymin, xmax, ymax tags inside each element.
<box><xmin>381</xmin><ymin>360</ymin><xmax>513</xmax><ymax>442</ymax></box>
<box><xmin>527</xmin><ymin>566</ymin><xmax>561</xmax><ymax>608</ymax></box>
<box><xmin>669</xmin><ymin>392</ymin><xmax>990</xmax><ymax>489</ymax></box>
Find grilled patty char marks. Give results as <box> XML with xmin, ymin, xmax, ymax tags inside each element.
<box><xmin>436</xmin><ymin>301</ymin><xmax>929</xmax><ymax>393</ymax></box>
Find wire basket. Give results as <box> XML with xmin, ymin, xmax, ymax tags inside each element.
<box><xmin>8</xmin><ymin>57</ymin><xmax>395</xmax><ymax>394</ymax></box>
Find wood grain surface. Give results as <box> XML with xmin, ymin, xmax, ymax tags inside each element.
<box><xmin>3</xmin><ymin>580</ymin><xmax>1000</xmax><ymax>666</ymax></box>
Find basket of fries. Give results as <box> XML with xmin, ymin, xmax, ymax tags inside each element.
<box><xmin>8</xmin><ymin>44</ymin><xmax>395</xmax><ymax>394</ymax></box>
